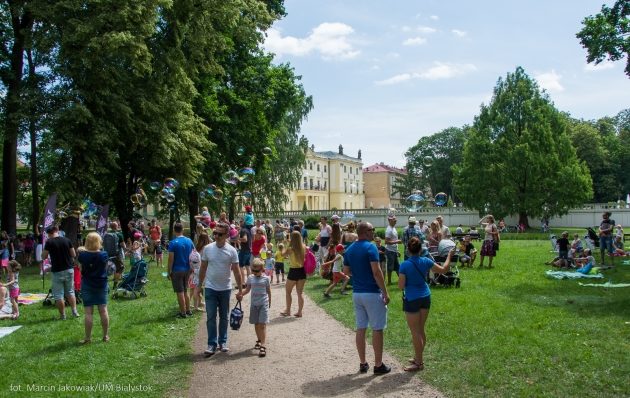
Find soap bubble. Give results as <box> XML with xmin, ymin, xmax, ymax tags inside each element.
<box><xmin>164</xmin><ymin>178</ymin><xmax>179</xmax><ymax>190</ymax></box>
<box><xmin>57</xmin><ymin>210</ymin><xmax>68</xmax><ymax>219</ymax></box>
<box><xmin>405</xmin><ymin>191</ymin><xmax>425</xmax><ymax>212</ymax></box>
<box><xmin>222</xmin><ymin>170</ymin><xmax>239</xmax><ymax>185</ymax></box>
<box><xmin>199</xmin><ymin>191</ymin><xmax>207</xmax><ymax>199</ymax></box>
<box><xmin>262</xmin><ymin>147</ymin><xmax>272</xmax><ymax>156</ymax></box>
<box><xmin>243</xmin><ymin>191</ymin><xmax>252</xmax><ymax>199</ymax></box>
<box><xmin>434</xmin><ymin>192</ymin><xmax>448</xmax><ymax>207</ymax></box>
<box><xmin>211</xmin><ymin>189</ymin><xmax>223</xmax><ymax>200</ymax></box>
<box><xmin>239</xmin><ymin>167</ymin><xmax>256</xmax><ymax>182</ymax></box>
<box><xmin>237</xmin><ymin>147</ymin><xmax>245</xmax><ymax>156</ymax></box>
<box><xmin>166</xmin><ymin>193</ymin><xmax>176</xmax><ymax>203</ymax></box>
<box><xmin>150</xmin><ymin>181</ymin><xmax>161</xmax><ymax>190</ymax></box>
<box><xmin>159</xmin><ymin>189</ymin><xmax>169</xmax><ymax>200</ymax></box>
<box><xmin>341</xmin><ymin>211</ymin><xmax>355</xmax><ymax>224</ymax></box>
<box><xmin>423</xmin><ymin>156</ymin><xmax>433</xmax><ymax>167</ymax></box>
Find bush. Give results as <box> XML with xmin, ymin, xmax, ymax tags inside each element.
<box><xmin>304</xmin><ymin>215</ymin><xmax>320</xmax><ymax>229</ymax></box>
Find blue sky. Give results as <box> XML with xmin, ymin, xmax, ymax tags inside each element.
<box><xmin>263</xmin><ymin>0</ymin><xmax>629</xmax><ymax>168</ymax></box>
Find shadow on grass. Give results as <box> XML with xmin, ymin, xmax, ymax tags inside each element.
<box><xmin>300</xmin><ymin>371</ymin><xmax>418</xmax><ymax>397</ymax></box>
<box><xmin>505</xmin><ymin>282</ymin><xmax>630</xmax><ymax>318</ymax></box>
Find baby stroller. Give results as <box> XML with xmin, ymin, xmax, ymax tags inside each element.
<box><xmin>112</xmin><ymin>258</ymin><xmax>148</xmax><ymax>299</ymax></box>
<box><xmin>427</xmin><ymin>240</ymin><xmax>461</xmax><ymax>288</ymax></box>
<box><xmin>586</xmin><ymin>227</ymin><xmax>600</xmax><ymax>248</ymax></box>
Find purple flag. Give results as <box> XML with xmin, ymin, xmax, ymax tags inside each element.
<box><xmin>96</xmin><ymin>205</ymin><xmax>109</xmax><ymax>236</ymax></box>
<box><xmin>41</xmin><ymin>193</ymin><xmax>57</xmax><ymax>245</ymax></box>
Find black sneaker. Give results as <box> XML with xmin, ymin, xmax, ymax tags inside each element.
<box><xmin>373</xmin><ymin>363</ymin><xmax>391</xmax><ymax>375</ymax></box>
<box><xmin>175</xmin><ymin>313</ymin><xmax>187</xmax><ymax>319</ymax></box>
<box><xmin>185</xmin><ymin>310</ymin><xmax>193</xmax><ymax>317</ymax></box>
<box><xmin>359</xmin><ymin>362</ymin><xmax>369</xmax><ymax>373</ymax></box>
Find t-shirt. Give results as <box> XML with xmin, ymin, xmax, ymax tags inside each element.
<box><xmin>274</xmin><ymin>251</ymin><xmax>285</xmax><ymax>263</ymax></box>
<box><xmin>301</xmin><ymin>227</ymin><xmax>308</xmax><ymax>242</ymax></box>
<box><xmin>557</xmin><ymin>237</ymin><xmax>570</xmax><ymax>252</ymax></box>
<box><xmin>332</xmin><ymin>253</ymin><xmax>344</xmax><ymax>273</ymax></box>
<box><xmin>385</xmin><ymin>225</ymin><xmax>399</xmax><ymax>253</ymax></box>
<box><xmin>244</xmin><ymin>213</ymin><xmax>254</xmax><ymax>226</ymax></box>
<box><xmin>239</xmin><ymin>228</ymin><xmax>252</xmax><ymax>253</ymax></box>
<box><xmin>399</xmin><ymin>256</ymin><xmax>433</xmax><ymax>300</ymax></box>
<box><xmin>462</xmin><ymin>242</ymin><xmax>475</xmax><ymax>256</ymax></box>
<box><xmin>247</xmin><ymin>275</ymin><xmax>270</xmax><ymax>306</ymax></box>
<box><xmin>149</xmin><ymin>226</ymin><xmax>161</xmax><ymax>241</ymax></box>
<box><xmin>600</xmin><ymin>218</ymin><xmax>615</xmax><ymax>236</ymax></box>
<box><xmin>344</xmin><ymin>240</ymin><xmax>381</xmax><ymax>294</ymax></box>
<box><xmin>78</xmin><ymin>250</ymin><xmax>109</xmax><ymax>289</ymax></box>
<box><xmin>376</xmin><ymin>245</ymin><xmax>386</xmax><ymax>262</ymax></box>
<box><xmin>201</xmin><ymin>242</ymin><xmax>239</xmax><ymax>291</ymax></box>
<box><xmin>7</xmin><ymin>271</ymin><xmax>19</xmax><ymax>291</ymax></box>
<box><xmin>168</xmin><ymin>235</ymin><xmax>194</xmax><ymax>272</ymax></box>
<box><xmin>251</xmin><ymin>236</ymin><xmax>266</xmax><ymax>256</ymax></box>
<box><xmin>44</xmin><ymin>236</ymin><xmax>74</xmax><ymax>272</ymax></box>
<box><xmin>403</xmin><ymin>225</ymin><xmax>424</xmax><ymax>250</ymax></box>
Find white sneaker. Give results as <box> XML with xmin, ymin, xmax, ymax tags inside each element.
<box><xmin>204</xmin><ymin>345</ymin><xmax>216</xmax><ymax>357</ymax></box>
<box><xmin>219</xmin><ymin>344</ymin><xmax>230</xmax><ymax>353</ymax></box>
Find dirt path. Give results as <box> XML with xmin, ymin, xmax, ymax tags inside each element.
<box><xmin>187</xmin><ymin>283</ymin><xmax>444</xmax><ymax>397</ymax></box>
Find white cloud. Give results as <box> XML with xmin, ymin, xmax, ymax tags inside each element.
<box><xmin>430</xmin><ymin>15</ymin><xmax>439</xmax><ymax>21</ymax></box>
<box><xmin>452</xmin><ymin>29</ymin><xmax>467</xmax><ymax>38</ymax></box>
<box><xmin>264</xmin><ymin>23</ymin><xmax>360</xmax><ymax>60</ymax></box>
<box><xmin>584</xmin><ymin>61</ymin><xmax>615</xmax><ymax>71</ymax></box>
<box><xmin>403</xmin><ymin>37</ymin><xmax>427</xmax><ymax>46</ymax></box>
<box><xmin>375</xmin><ymin>62</ymin><xmax>477</xmax><ymax>85</ymax></box>
<box><xmin>535</xmin><ymin>70</ymin><xmax>564</xmax><ymax>93</ymax></box>
<box><xmin>417</xmin><ymin>26</ymin><xmax>437</xmax><ymax>34</ymax></box>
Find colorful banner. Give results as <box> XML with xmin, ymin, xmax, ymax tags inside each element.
<box><xmin>96</xmin><ymin>205</ymin><xmax>109</xmax><ymax>236</ymax></box>
<box><xmin>40</xmin><ymin>193</ymin><xmax>57</xmax><ymax>278</ymax></box>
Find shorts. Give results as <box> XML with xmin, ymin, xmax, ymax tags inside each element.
<box><xmin>460</xmin><ymin>254</ymin><xmax>471</xmax><ymax>263</ymax></box>
<box><xmin>249</xmin><ymin>303</ymin><xmax>269</xmax><ymax>324</ymax></box>
<box><xmin>171</xmin><ymin>271</ymin><xmax>190</xmax><ymax>293</ymax></box>
<box><xmin>333</xmin><ymin>272</ymin><xmax>348</xmax><ymax>283</ymax></box>
<box><xmin>275</xmin><ymin>262</ymin><xmax>285</xmax><ymax>275</ymax></box>
<box><xmin>403</xmin><ymin>295</ymin><xmax>431</xmax><ymax>313</ymax></box>
<box><xmin>81</xmin><ymin>284</ymin><xmax>109</xmax><ymax>307</ymax></box>
<box><xmin>0</xmin><ymin>258</ymin><xmax>7</xmax><ymax>268</ymax></box>
<box><xmin>264</xmin><ymin>269</ymin><xmax>273</xmax><ymax>277</ymax></box>
<box><xmin>287</xmin><ymin>267</ymin><xmax>306</xmax><ymax>281</ymax></box>
<box><xmin>559</xmin><ymin>250</ymin><xmax>568</xmax><ymax>260</ymax></box>
<box><xmin>386</xmin><ymin>250</ymin><xmax>399</xmax><ymax>273</ymax></box>
<box><xmin>238</xmin><ymin>251</ymin><xmax>251</xmax><ymax>268</ymax></box>
<box><xmin>9</xmin><ymin>287</ymin><xmax>19</xmax><ymax>299</ymax></box>
<box><xmin>352</xmin><ymin>292</ymin><xmax>388</xmax><ymax>330</ymax></box>
<box><xmin>52</xmin><ymin>269</ymin><xmax>75</xmax><ymax>300</ymax></box>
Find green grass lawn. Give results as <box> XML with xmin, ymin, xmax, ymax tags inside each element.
<box><xmin>305</xmin><ymin>240</ymin><xmax>630</xmax><ymax>398</ymax></box>
<box><xmin>0</xmin><ymin>259</ymin><xmax>199</xmax><ymax>397</ymax></box>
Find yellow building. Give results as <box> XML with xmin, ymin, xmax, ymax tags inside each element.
<box><xmin>284</xmin><ymin>145</ymin><xmax>364</xmax><ymax>211</ymax></box>
<box><xmin>363</xmin><ymin>163</ymin><xmax>406</xmax><ymax>209</ymax></box>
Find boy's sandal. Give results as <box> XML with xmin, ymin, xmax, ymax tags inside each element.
<box><xmin>254</xmin><ymin>340</ymin><xmax>261</xmax><ymax>349</ymax></box>
<box><xmin>79</xmin><ymin>339</ymin><xmax>91</xmax><ymax>345</ymax></box>
<box><xmin>404</xmin><ymin>361</ymin><xmax>424</xmax><ymax>372</ymax></box>
<box><xmin>293</xmin><ymin>313</ymin><xmax>302</xmax><ymax>318</ymax></box>
<box><xmin>258</xmin><ymin>346</ymin><xmax>267</xmax><ymax>357</ymax></box>
<box><xmin>102</xmin><ymin>336</ymin><xmax>110</xmax><ymax>343</ymax></box>
<box><xmin>279</xmin><ymin>312</ymin><xmax>290</xmax><ymax>317</ymax></box>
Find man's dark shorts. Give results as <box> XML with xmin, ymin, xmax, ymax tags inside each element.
<box><xmin>171</xmin><ymin>271</ymin><xmax>189</xmax><ymax>293</ymax></box>
<box><xmin>238</xmin><ymin>251</ymin><xmax>251</xmax><ymax>268</ymax></box>
<box><xmin>386</xmin><ymin>250</ymin><xmax>399</xmax><ymax>273</ymax></box>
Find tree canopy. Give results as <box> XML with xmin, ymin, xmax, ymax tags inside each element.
<box><xmin>453</xmin><ymin>67</ymin><xmax>593</xmax><ymax>226</ymax></box>
<box><xmin>577</xmin><ymin>0</ymin><xmax>630</xmax><ymax>77</ymax></box>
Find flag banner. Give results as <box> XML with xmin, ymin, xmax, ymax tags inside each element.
<box><xmin>96</xmin><ymin>205</ymin><xmax>109</xmax><ymax>236</ymax></box>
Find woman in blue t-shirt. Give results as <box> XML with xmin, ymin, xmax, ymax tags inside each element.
<box><xmin>398</xmin><ymin>237</ymin><xmax>454</xmax><ymax>372</ymax></box>
<box><xmin>77</xmin><ymin>232</ymin><xmax>110</xmax><ymax>344</ymax></box>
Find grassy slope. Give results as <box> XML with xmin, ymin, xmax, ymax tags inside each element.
<box><xmin>0</xmin><ymin>260</ymin><xmax>198</xmax><ymax>397</ymax></box>
<box><xmin>305</xmin><ymin>240</ymin><xmax>630</xmax><ymax>398</ymax></box>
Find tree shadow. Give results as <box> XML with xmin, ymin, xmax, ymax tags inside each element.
<box><xmin>300</xmin><ymin>371</ymin><xmax>421</xmax><ymax>397</ymax></box>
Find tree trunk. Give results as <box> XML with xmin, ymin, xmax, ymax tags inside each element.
<box><xmin>27</xmin><ymin>48</ymin><xmax>40</xmax><ymax>235</ymax></box>
<box><xmin>188</xmin><ymin>187</ymin><xmax>198</xmax><ymax>240</ymax></box>
<box><xmin>518</xmin><ymin>212</ymin><xmax>529</xmax><ymax>229</ymax></box>
<box><xmin>1</xmin><ymin>5</ymin><xmax>34</xmax><ymax>234</ymax></box>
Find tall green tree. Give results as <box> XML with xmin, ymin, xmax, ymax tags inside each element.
<box><xmin>577</xmin><ymin>0</ymin><xmax>630</xmax><ymax>77</ymax></box>
<box><xmin>453</xmin><ymin>67</ymin><xmax>593</xmax><ymax>226</ymax></box>
<box><xmin>404</xmin><ymin>126</ymin><xmax>468</xmax><ymax>203</ymax></box>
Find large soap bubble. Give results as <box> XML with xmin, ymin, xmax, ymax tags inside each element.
<box><xmin>262</xmin><ymin>147</ymin><xmax>272</xmax><ymax>156</ymax></box>
<box><xmin>243</xmin><ymin>190</ymin><xmax>252</xmax><ymax>199</ymax></box>
<box><xmin>434</xmin><ymin>192</ymin><xmax>448</xmax><ymax>207</ymax></box>
<box><xmin>166</xmin><ymin>193</ymin><xmax>176</xmax><ymax>203</ymax></box>
<box><xmin>222</xmin><ymin>170</ymin><xmax>239</xmax><ymax>185</ymax></box>
<box><xmin>237</xmin><ymin>147</ymin><xmax>245</xmax><ymax>156</ymax></box>
<box><xmin>150</xmin><ymin>181</ymin><xmax>161</xmax><ymax>191</ymax></box>
<box><xmin>405</xmin><ymin>191</ymin><xmax>425</xmax><ymax>212</ymax></box>
<box><xmin>164</xmin><ymin>178</ymin><xmax>179</xmax><ymax>190</ymax></box>
<box><xmin>212</xmin><ymin>188</ymin><xmax>223</xmax><ymax>200</ymax></box>
<box><xmin>159</xmin><ymin>188</ymin><xmax>170</xmax><ymax>200</ymax></box>
<box><xmin>239</xmin><ymin>167</ymin><xmax>256</xmax><ymax>183</ymax></box>
<box><xmin>423</xmin><ymin>156</ymin><xmax>433</xmax><ymax>167</ymax></box>
<box><xmin>341</xmin><ymin>211</ymin><xmax>355</xmax><ymax>225</ymax></box>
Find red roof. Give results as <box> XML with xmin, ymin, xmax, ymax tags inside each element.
<box><xmin>363</xmin><ymin>163</ymin><xmax>406</xmax><ymax>174</ymax></box>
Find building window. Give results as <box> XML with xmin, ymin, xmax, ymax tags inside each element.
<box><xmin>350</xmin><ymin>167</ymin><xmax>353</xmax><ymax>174</ymax></box>
<box><xmin>324</xmin><ymin>165</ymin><xmax>327</xmax><ymax>172</ymax></box>
<box><xmin>309</xmin><ymin>162</ymin><xmax>312</xmax><ymax>170</ymax></box>
<box><xmin>323</xmin><ymin>181</ymin><xmax>327</xmax><ymax>190</ymax></box>
<box><xmin>317</xmin><ymin>164</ymin><xmax>320</xmax><ymax>172</ymax></box>
<box><xmin>356</xmin><ymin>167</ymin><xmax>358</xmax><ymax>174</ymax></box>
<box><xmin>310</xmin><ymin>178</ymin><xmax>313</xmax><ymax>190</ymax></box>
<box><xmin>344</xmin><ymin>165</ymin><xmax>347</xmax><ymax>173</ymax></box>
<box><xmin>344</xmin><ymin>182</ymin><xmax>347</xmax><ymax>193</ymax></box>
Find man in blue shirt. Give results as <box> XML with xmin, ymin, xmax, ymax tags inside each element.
<box><xmin>343</xmin><ymin>222</ymin><xmax>391</xmax><ymax>375</ymax></box>
<box><xmin>168</xmin><ymin>222</ymin><xmax>195</xmax><ymax>318</ymax></box>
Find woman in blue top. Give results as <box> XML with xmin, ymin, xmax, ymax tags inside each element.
<box><xmin>77</xmin><ymin>232</ymin><xmax>110</xmax><ymax>344</ymax></box>
<box><xmin>398</xmin><ymin>236</ymin><xmax>454</xmax><ymax>371</ymax></box>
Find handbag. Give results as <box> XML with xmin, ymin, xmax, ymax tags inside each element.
<box><xmin>229</xmin><ymin>301</ymin><xmax>244</xmax><ymax>331</ymax></box>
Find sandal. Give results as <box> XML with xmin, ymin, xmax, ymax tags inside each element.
<box><xmin>279</xmin><ymin>312</ymin><xmax>290</xmax><ymax>317</ymax></box>
<box><xmin>404</xmin><ymin>361</ymin><xmax>424</xmax><ymax>372</ymax></box>
<box><xmin>102</xmin><ymin>336</ymin><xmax>110</xmax><ymax>343</ymax></box>
<box><xmin>254</xmin><ymin>340</ymin><xmax>261</xmax><ymax>349</ymax></box>
<box><xmin>293</xmin><ymin>313</ymin><xmax>302</xmax><ymax>318</ymax></box>
<box><xmin>79</xmin><ymin>339</ymin><xmax>91</xmax><ymax>345</ymax></box>
<box><xmin>259</xmin><ymin>346</ymin><xmax>267</xmax><ymax>357</ymax></box>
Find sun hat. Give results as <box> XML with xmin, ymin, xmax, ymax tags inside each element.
<box><xmin>331</xmin><ymin>214</ymin><xmax>340</xmax><ymax>220</ymax></box>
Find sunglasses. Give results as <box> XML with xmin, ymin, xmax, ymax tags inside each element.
<box><xmin>252</xmin><ymin>269</ymin><xmax>262</xmax><ymax>273</ymax></box>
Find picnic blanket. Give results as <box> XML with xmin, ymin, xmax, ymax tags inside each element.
<box><xmin>0</xmin><ymin>326</ymin><xmax>21</xmax><ymax>338</ymax></box>
<box><xmin>17</xmin><ymin>293</ymin><xmax>47</xmax><ymax>305</ymax></box>
<box><xmin>578</xmin><ymin>282</ymin><xmax>630</xmax><ymax>288</ymax></box>
<box><xmin>545</xmin><ymin>270</ymin><xmax>604</xmax><ymax>280</ymax></box>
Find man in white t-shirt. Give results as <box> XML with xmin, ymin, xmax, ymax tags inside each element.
<box><xmin>198</xmin><ymin>222</ymin><xmax>242</xmax><ymax>357</ymax></box>
<box><xmin>384</xmin><ymin>215</ymin><xmax>401</xmax><ymax>285</ymax></box>
<box><xmin>436</xmin><ymin>215</ymin><xmax>452</xmax><ymax>238</ymax></box>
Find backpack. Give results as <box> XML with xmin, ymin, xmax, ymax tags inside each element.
<box><xmin>103</xmin><ymin>232</ymin><xmax>119</xmax><ymax>258</ymax></box>
<box><xmin>229</xmin><ymin>301</ymin><xmax>244</xmax><ymax>330</ymax></box>
<box><xmin>303</xmin><ymin>247</ymin><xmax>317</xmax><ymax>275</ymax></box>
